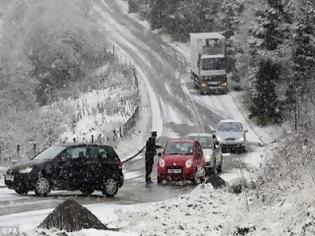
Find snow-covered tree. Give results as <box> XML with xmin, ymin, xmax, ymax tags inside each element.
<box><xmin>249</xmin><ymin>58</ymin><xmax>282</xmax><ymax>125</ymax></box>
<box><xmin>148</xmin><ymin>0</ymin><xmax>167</xmax><ymax>30</ymax></box>
<box><xmin>221</xmin><ymin>0</ymin><xmax>244</xmax><ymax>81</ymax></box>
<box><xmin>1</xmin><ymin>0</ymin><xmax>108</xmax><ymax>106</ymax></box>
<box><xmin>290</xmin><ymin>0</ymin><xmax>315</xmax><ymax>129</ymax></box>
<box><xmin>247</xmin><ymin>1</ymin><xmax>285</xmax><ymax>125</ymax></box>
<box><xmin>221</xmin><ymin>0</ymin><xmax>243</xmax><ymax>39</ymax></box>
<box><xmin>148</xmin><ymin>0</ymin><xmax>222</xmax><ymax>41</ymax></box>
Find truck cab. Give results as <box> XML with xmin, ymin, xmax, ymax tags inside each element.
<box><xmin>190</xmin><ymin>33</ymin><xmax>228</xmax><ymax>94</ymax></box>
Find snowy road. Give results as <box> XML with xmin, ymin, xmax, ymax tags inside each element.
<box><xmin>0</xmin><ymin>0</ymin><xmax>262</xmax><ymax>220</ymax></box>
<box><xmin>94</xmin><ymin>0</ymin><xmax>224</xmax><ymax>136</ymax></box>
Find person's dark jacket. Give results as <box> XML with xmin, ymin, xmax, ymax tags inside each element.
<box><xmin>145</xmin><ymin>137</ymin><xmax>162</xmax><ymax>162</ymax></box>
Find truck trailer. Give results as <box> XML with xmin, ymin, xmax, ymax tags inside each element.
<box><xmin>190</xmin><ymin>32</ymin><xmax>227</xmax><ymax>94</ymax></box>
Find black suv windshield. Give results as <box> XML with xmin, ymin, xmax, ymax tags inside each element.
<box><xmin>34</xmin><ymin>145</ymin><xmax>67</xmax><ymax>160</ymax></box>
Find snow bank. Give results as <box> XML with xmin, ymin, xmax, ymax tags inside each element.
<box><xmin>221</xmin><ymin>132</ymin><xmax>315</xmax><ymax>235</ymax></box>
<box><xmin>110</xmin><ymin>184</ymin><xmax>246</xmax><ymax>235</ymax></box>
<box><xmin>0</xmin><ymin>166</ymin><xmax>6</xmax><ymax>187</ymax></box>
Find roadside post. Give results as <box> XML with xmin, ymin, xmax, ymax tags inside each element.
<box><xmin>97</xmin><ymin>134</ymin><xmax>102</xmax><ymax>144</ymax></box>
<box><xmin>33</xmin><ymin>143</ymin><xmax>37</xmax><ymax>158</ymax></box>
<box><xmin>17</xmin><ymin>144</ymin><xmax>20</xmax><ymax>160</ymax></box>
<box><xmin>113</xmin><ymin>129</ymin><xmax>117</xmax><ymax>141</ymax></box>
<box><xmin>119</xmin><ymin>127</ymin><xmax>122</xmax><ymax>138</ymax></box>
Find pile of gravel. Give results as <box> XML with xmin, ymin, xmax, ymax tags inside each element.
<box><xmin>38</xmin><ymin>199</ymin><xmax>114</xmax><ymax>232</ymax></box>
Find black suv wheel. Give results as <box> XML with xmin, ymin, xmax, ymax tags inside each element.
<box><xmin>80</xmin><ymin>185</ymin><xmax>94</xmax><ymax>196</ymax></box>
<box><xmin>15</xmin><ymin>185</ymin><xmax>28</xmax><ymax>195</ymax></box>
<box><xmin>35</xmin><ymin>177</ymin><xmax>50</xmax><ymax>196</ymax></box>
<box><xmin>102</xmin><ymin>178</ymin><xmax>118</xmax><ymax>198</ymax></box>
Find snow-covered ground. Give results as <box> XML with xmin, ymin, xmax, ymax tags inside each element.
<box><xmin>0</xmin><ymin>184</ymin><xmax>247</xmax><ymax>236</ymax></box>
<box><xmin>56</xmin><ymin>88</ymin><xmax>136</xmax><ymax>142</ymax></box>
<box><xmin>0</xmin><ymin>166</ymin><xmax>5</xmax><ymax>188</ymax></box>
<box><xmin>39</xmin><ymin>62</ymin><xmax>140</xmax><ymax>145</ymax></box>
<box><xmin>0</xmin><ymin>1</ymin><xmax>294</xmax><ymax>236</ymax></box>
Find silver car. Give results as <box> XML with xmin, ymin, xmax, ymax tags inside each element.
<box><xmin>187</xmin><ymin>133</ymin><xmax>223</xmax><ymax>174</ymax></box>
<box><xmin>214</xmin><ymin>120</ymin><xmax>248</xmax><ymax>153</ymax></box>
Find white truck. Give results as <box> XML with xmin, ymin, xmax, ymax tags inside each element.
<box><xmin>190</xmin><ymin>32</ymin><xmax>227</xmax><ymax>94</ymax></box>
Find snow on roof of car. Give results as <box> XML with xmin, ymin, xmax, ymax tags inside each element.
<box><xmin>168</xmin><ymin>138</ymin><xmax>195</xmax><ymax>143</ymax></box>
<box><xmin>190</xmin><ymin>32</ymin><xmax>225</xmax><ymax>40</ymax></box>
<box><xmin>186</xmin><ymin>133</ymin><xmax>213</xmax><ymax>137</ymax></box>
<box><xmin>218</xmin><ymin>119</ymin><xmax>242</xmax><ymax>124</ymax></box>
<box><xmin>200</xmin><ymin>54</ymin><xmax>225</xmax><ymax>59</ymax></box>
<box><xmin>58</xmin><ymin>143</ymin><xmax>111</xmax><ymax>147</ymax></box>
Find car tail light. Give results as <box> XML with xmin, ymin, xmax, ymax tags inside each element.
<box><xmin>159</xmin><ymin>159</ymin><xmax>165</xmax><ymax>168</ymax></box>
<box><xmin>116</xmin><ymin>161</ymin><xmax>123</xmax><ymax>169</ymax></box>
<box><xmin>185</xmin><ymin>159</ymin><xmax>193</xmax><ymax>169</ymax></box>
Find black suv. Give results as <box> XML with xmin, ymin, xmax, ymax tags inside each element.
<box><xmin>4</xmin><ymin>143</ymin><xmax>124</xmax><ymax>198</ymax></box>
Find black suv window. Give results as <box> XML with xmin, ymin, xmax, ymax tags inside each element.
<box><xmin>65</xmin><ymin>146</ymin><xmax>86</xmax><ymax>159</ymax></box>
<box><xmin>84</xmin><ymin>145</ymin><xmax>120</xmax><ymax>161</ymax></box>
<box><xmin>102</xmin><ymin>146</ymin><xmax>120</xmax><ymax>161</ymax></box>
<box><xmin>86</xmin><ymin>145</ymin><xmax>99</xmax><ymax>159</ymax></box>
<box><xmin>98</xmin><ymin>147</ymin><xmax>108</xmax><ymax>159</ymax></box>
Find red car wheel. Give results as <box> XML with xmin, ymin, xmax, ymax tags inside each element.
<box><xmin>157</xmin><ymin>177</ymin><xmax>163</xmax><ymax>184</ymax></box>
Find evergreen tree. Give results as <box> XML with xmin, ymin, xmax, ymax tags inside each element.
<box><xmin>290</xmin><ymin>0</ymin><xmax>315</xmax><ymax>129</ymax></box>
<box><xmin>128</xmin><ymin>0</ymin><xmax>138</xmax><ymax>13</ymax></box>
<box><xmin>253</xmin><ymin>6</ymin><xmax>282</xmax><ymax>51</ymax></box>
<box><xmin>147</xmin><ymin>0</ymin><xmax>222</xmax><ymax>41</ymax></box>
<box><xmin>149</xmin><ymin>0</ymin><xmax>167</xmax><ymax>30</ymax></box>
<box><xmin>249</xmin><ymin>59</ymin><xmax>282</xmax><ymax>125</ymax></box>
<box><xmin>221</xmin><ymin>0</ymin><xmax>243</xmax><ymax>39</ymax></box>
<box><xmin>267</xmin><ymin>0</ymin><xmax>284</xmax><ymax>14</ymax></box>
<box><xmin>248</xmin><ymin>1</ymin><xmax>284</xmax><ymax>124</ymax></box>
<box><xmin>292</xmin><ymin>2</ymin><xmax>315</xmax><ymax>94</ymax></box>
<box><xmin>221</xmin><ymin>0</ymin><xmax>244</xmax><ymax>79</ymax></box>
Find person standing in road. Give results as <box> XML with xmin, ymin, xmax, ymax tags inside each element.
<box><xmin>145</xmin><ymin>131</ymin><xmax>162</xmax><ymax>185</ymax></box>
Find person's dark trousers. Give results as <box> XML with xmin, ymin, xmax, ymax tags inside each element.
<box><xmin>145</xmin><ymin>157</ymin><xmax>153</xmax><ymax>183</ymax></box>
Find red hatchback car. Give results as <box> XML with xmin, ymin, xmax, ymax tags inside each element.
<box><xmin>157</xmin><ymin>139</ymin><xmax>206</xmax><ymax>184</ymax></box>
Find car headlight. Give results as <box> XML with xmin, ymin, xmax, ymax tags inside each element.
<box><xmin>238</xmin><ymin>137</ymin><xmax>245</xmax><ymax>142</ymax></box>
<box><xmin>19</xmin><ymin>167</ymin><xmax>33</xmax><ymax>174</ymax></box>
<box><xmin>159</xmin><ymin>159</ymin><xmax>165</xmax><ymax>168</ymax></box>
<box><xmin>216</xmin><ymin>137</ymin><xmax>222</xmax><ymax>143</ymax></box>
<box><xmin>185</xmin><ymin>159</ymin><xmax>193</xmax><ymax>168</ymax></box>
<box><xmin>201</xmin><ymin>82</ymin><xmax>207</xmax><ymax>87</ymax></box>
<box><xmin>204</xmin><ymin>154</ymin><xmax>211</xmax><ymax>162</ymax></box>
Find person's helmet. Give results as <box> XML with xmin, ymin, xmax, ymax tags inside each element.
<box><xmin>151</xmin><ymin>131</ymin><xmax>157</xmax><ymax>137</ymax></box>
